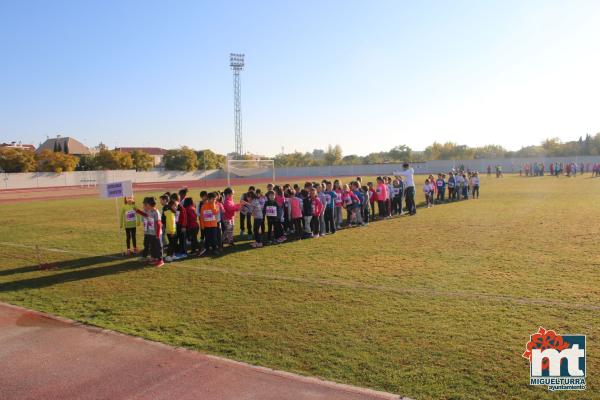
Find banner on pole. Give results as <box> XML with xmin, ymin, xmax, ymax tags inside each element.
<box><xmin>99</xmin><ymin>180</ymin><xmax>133</xmax><ymax>199</ymax></box>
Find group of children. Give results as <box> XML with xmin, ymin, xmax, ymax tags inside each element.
<box><xmin>423</xmin><ymin>171</ymin><xmax>480</xmax><ymax>207</ymax></box>
<box><xmin>119</xmin><ymin>173</ymin><xmax>481</xmax><ymax>267</ymax></box>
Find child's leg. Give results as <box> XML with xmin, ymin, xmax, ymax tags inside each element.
<box><xmin>246</xmin><ymin>214</ymin><xmax>252</xmax><ymax>236</ymax></box>
<box><xmin>167</xmin><ymin>234</ymin><xmax>175</xmax><ymax>256</ymax></box>
<box><xmin>294</xmin><ymin>218</ymin><xmax>303</xmax><ymax>238</ymax></box>
<box><xmin>125</xmin><ymin>228</ymin><xmax>132</xmax><ymax>250</ymax></box>
<box><xmin>355</xmin><ymin>205</ymin><xmax>363</xmax><ymax>224</ymax></box>
<box><xmin>142</xmin><ymin>235</ymin><xmax>150</xmax><ymax>257</ymax></box>
<box><xmin>319</xmin><ymin>214</ymin><xmax>325</xmax><ymax>235</ymax></box>
<box><xmin>253</xmin><ymin>219</ymin><xmax>262</xmax><ymax>243</ymax></box>
<box><xmin>303</xmin><ymin>216</ymin><xmax>312</xmax><ymax>234</ymax></box>
<box><xmin>267</xmin><ymin>218</ymin><xmax>273</xmax><ymax>241</ymax></box>
<box><xmin>274</xmin><ymin>220</ymin><xmax>284</xmax><ymax>238</ymax></box>
<box><xmin>310</xmin><ymin>216</ymin><xmax>319</xmax><ymax>235</ymax></box>
<box><xmin>239</xmin><ymin>212</ymin><xmax>245</xmax><ymax>233</ymax></box>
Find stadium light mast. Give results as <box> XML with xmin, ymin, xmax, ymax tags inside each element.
<box><xmin>230</xmin><ymin>53</ymin><xmax>245</xmax><ymax>158</ymax></box>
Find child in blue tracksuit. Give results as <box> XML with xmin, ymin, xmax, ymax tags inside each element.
<box><xmin>323</xmin><ymin>181</ymin><xmax>337</xmax><ymax>234</ymax></box>
<box><xmin>351</xmin><ymin>181</ymin><xmax>364</xmax><ymax>226</ymax></box>
<box><xmin>436</xmin><ymin>174</ymin><xmax>446</xmax><ymax>203</ymax></box>
<box><xmin>447</xmin><ymin>173</ymin><xmax>456</xmax><ymax>201</ymax></box>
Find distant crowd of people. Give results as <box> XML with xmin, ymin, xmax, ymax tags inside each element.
<box><xmin>519</xmin><ymin>162</ymin><xmax>592</xmax><ymax>177</ymax></box>
<box><xmin>119</xmin><ymin>163</ymin><xmax>481</xmax><ymax>267</ymax></box>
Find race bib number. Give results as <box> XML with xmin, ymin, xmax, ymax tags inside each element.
<box><xmin>324</xmin><ymin>194</ymin><xmax>331</xmax><ymax>205</ymax></box>
<box><xmin>392</xmin><ymin>188</ymin><xmax>400</xmax><ymax>196</ymax></box>
<box><xmin>335</xmin><ymin>193</ymin><xmax>342</xmax><ymax>205</ymax></box>
<box><xmin>266</xmin><ymin>206</ymin><xmax>277</xmax><ymax>217</ymax></box>
<box><xmin>144</xmin><ymin>217</ymin><xmax>155</xmax><ymax>231</ymax></box>
<box><xmin>175</xmin><ymin>211</ymin><xmax>180</xmax><ymax>221</ymax></box>
<box><xmin>345</xmin><ymin>197</ymin><xmax>353</xmax><ymax>205</ymax></box>
<box><xmin>125</xmin><ymin>210</ymin><xmax>136</xmax><ymax>222</ymax></box>
<box><xmin>203</xmin><ymin>210</ymin><xmax>215</xmax><ymax>222</ymax></box>
<box><xmin>437</xmin><ymin>180</ymin><xmax>443</xmax><ymax>187</ymax></box>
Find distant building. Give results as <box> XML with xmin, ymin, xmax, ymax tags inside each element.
<box><xmin>0</xmin><ymin>141</ymin><xmax>35</xmax><ymax>151</ymax></box>
<box><xmin>37</xmin><ymin>135</ymin><xmax>91</xmax><ymax>156</ymax></box>
<box><xmin>115</xmin><ymin>147</ymin><xmax>167</xmax><ymax>167</ymax></box>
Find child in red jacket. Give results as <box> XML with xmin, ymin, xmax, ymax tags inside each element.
<box><xmin>183</xmin><ymin>197</ymin><xmax>199</xmax><ymax>255</ymax></box>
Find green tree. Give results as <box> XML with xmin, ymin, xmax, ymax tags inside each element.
<box><xmin>324</xmin><ymin>145</ymin><xmax>343</xmax><ymax>165</ymax></box>
<box><xmin>131</xmin><ymin>150</ymin><xmax>154</xmax><ymax>171</ymax></box>
<box><xmin>0</xmin><ymin>147</ymin><xmax>37</xmax><ymax>172</ymax></box>
<box><xmin>388</xmin><ymin>145</ymin><xmax>412</xmax><ymax>161</ymax></box>
<box><xmin>164</xmin><ymin>147</ymin><xmax>198</xmax><ymax>171</ymax></box>
<box><xmin>196</xmin><ymin>149</ymin><xmax>226</xmax><ymax>170</ymax></box>
<box><xmin>94</xmin><ymin>149</ymin><xmax>134</xmax><ymax>170</ymax></box>
<box><xmin>36</xmin><ymin>150</ymin><xmax>79</xmax><ymax>173</ymax></box>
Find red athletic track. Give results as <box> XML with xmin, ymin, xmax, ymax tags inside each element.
<box><xmin>0</xmin><ymin>176</ymin><xmax>344</xmax><ymax>203</ymax></box>
<box><xmin>0</xmin><ymin>303</ymin><xmax>402</xmax><ymax>400</ymax></box>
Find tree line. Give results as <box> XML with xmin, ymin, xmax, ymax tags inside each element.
<box><xmin>2</xmin><ymin>134</ymin><xmax>600</xmax><ymax>173</ymax></box>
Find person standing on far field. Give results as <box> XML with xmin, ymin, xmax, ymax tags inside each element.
<box><xmin>395</xmin><ymin>162</ymin><xmax>416</xmax><ymax>215</ymax></box>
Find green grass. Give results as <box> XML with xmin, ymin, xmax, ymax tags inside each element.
<box><xmin>0</xmin><ymin>174</ymin><xmax>598</xmax><ymax>399</ymax></box>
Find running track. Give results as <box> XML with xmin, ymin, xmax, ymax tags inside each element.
<box><xmin>0</xmin><ymin>303</ymin><xmax>404</xmax><ymax>400</ymax></box>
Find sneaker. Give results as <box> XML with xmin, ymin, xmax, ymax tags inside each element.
<box><xmin>165</xmin><ymin>256</ymin><xmax>173</xmax><ymax>262</ymax></box>
<box><xmin>133</xmin><ymin>248</ymin><xmax>139</xmax><ymax>255</ymax></box>
<box><xmin>240</xmin><ymin>229</ymin><xmax>245</xmax><ymax>236</ymax></box>
<box><xmin>276</xmin><ymin>236</ymin><xmax>287</xmax><ymax>243</ymax></box>
<box><xmin>250</xmin><ymin>242</ymin><xmax>258</xmax><ymax>248</ymax></box>
<box><xmin>247</xmin><ymin>234</ymin><xmax>253</xmax><ymax>240</ymax></box>
<box><xmin>176</xmin><ymin>253</ymin><xmax>188</xmax><ymax>259</ymax></box>
<box><xmin>198</xmin><ymin>248</ymin><xmax>207</xmax><ymax>256</ymax></box>
<box><xmin>153</xmin><ymin>260</ymin><xmax>165</xmax><ymax>267</ymax></box>
<box><xmin>255</xmin><ymin>242</ymin><xmax>263</xmax><ymax>248</ymax></box>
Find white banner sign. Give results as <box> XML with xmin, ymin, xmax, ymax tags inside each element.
<box><xmin>99</xmin><ymin>180</ymin><xmax>133</xmax><ymax>199</ymax></box>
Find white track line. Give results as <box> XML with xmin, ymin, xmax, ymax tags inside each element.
<box><xmin>1</xmin><ymin>241</ymin><xmax>598</xmax><ymax>311</ymax></box>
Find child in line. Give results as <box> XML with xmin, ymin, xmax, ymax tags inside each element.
<box><xmin>222</xmin><ymin>187</ymin><xmax>246</xmax><ymax>246</ymax></box>
<box><xmin>436</xmin><ymin>174</ymin><xmax>446</xmax><ymax>203</ymax></box>
<box><xmin>135</xmin><ymin>196</ymin><xmax>164</xmax><ymax>267</ymax></box>
<box><xmin>183</xmin><ymin>197</ymin><xmax>200</xmax><ymax>255</ymax></box>
<box><xmin>247</xmin><ymin>191</ymin><xmax>264</xmax><ymax>248</ymax></box>
<box><xmin>159</xmin><ymin>194</ymin><xmax>170</xmax><ymax>248</ymax></box>
<box><xmin>264</xmin><ymin>190</ymin><xmax>285</xmax><ymax>243</ymax></box>
<box><xmin>170</xmin><ymin>193</ymin><xmax>188</xmax><ymax>259</ymax></box>
<box><xmin>199</xmin><ymin>192</ymin><xmax>221</xmax><ymax>255</ymax></box>
<box><xmin>423</xmin><ymin>179</ymin><xmax>434</xmax><ymax>208</ymax></box>
<box><xmin>333</xmin><ymin>180</ymin><xmax>344</xmax><ymax>230</ymax></box>
<box><xmin>286</xmin><ymin>189</ymin><xmax>303</xmax><ymax>239</ymax></box>
<box><xmin>316</xmin><ymin>184</ymin><xmax>327</xmax><ymax>236</ymax></box>
<box><xmin>323</xmin><ymin>181</ymin><xmax>336</xmax><ymax>234</ymax></box>
<box><xmin>361</xmin><ymin>185</ymin><xmax>371</xmax><ymax>225</ymax></box>
<box><xmin>310</xmin><ymin>188</ymin><xmax>323</xmax><ymax>237</ymax></box>
<box><xmin>470</xmin><ymin>172</ymin><xmax>480</xmax><ymax>199</ymax></box>
<box><xmin>163</xmin><ymin>200</ymin><xmax>177</xmax><ymax>262</ymax></box>
<box><xmin>120</xmin><ymin>196</ymin><xmax>140</xmax><ymax>256</ymax></box>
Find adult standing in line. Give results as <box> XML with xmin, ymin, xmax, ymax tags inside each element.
<box><xmin>395</xmin><ymin>162</ymin><xmax>416</xmax><ymax>215</ymax></box>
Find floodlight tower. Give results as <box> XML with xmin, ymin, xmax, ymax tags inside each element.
<box><xmin>230</xmin><ymin>53</ymin><xmax>245</xmax><ymax>158</ymax></box>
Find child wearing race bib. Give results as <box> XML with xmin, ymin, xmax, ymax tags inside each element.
<box><xmin>342</xmin><ymin>184</ymin><xmax>359</xmax><ymax>227</ymax></box>
<box><xmin>361</xmin><ymin>185</ymin><xmax>371</xmax><ymax>225</ymax></box>
<box><xmin>436</xmin><ymin>174</ymin><xmax>446</xmax><ymax>203</ymax></box>
<box><xmin>135</xmin><ymin>196</ymin><xmax>164</xmax><ymax>267</ymax></box>
<box><xmin>423</xmin><ymin>179</ymin><xmax>434</xmax><ymax>208</ymax></box>
<box><xmin>263</xmin><ymin>190</ymin><xmax>285</xmax><ymax>243</ymax></box>
<box><xmin>120</xmin><ymin>196</ymin><xmax>140</xmax><ymax>256</ymax></box>
<box><xmin>199</xmin><ymin>192</ymin><xmax>221</xmax><ymax>255</ymax></box>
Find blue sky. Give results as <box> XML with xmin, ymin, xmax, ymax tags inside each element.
<box><xmin>1</xmin><ymin>0</ymin><xmax>600</xmax><ymax>156</ymax></box>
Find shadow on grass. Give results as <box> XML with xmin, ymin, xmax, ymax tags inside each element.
<box><xmin>0</xmin><ymin>258</ymin><xmax>149</xmax><ymax>292</ymax></box>
<box><xmin>0</xmin><ymin>253</ymin><xmax>125</xmax><ymax>277</ymax></box>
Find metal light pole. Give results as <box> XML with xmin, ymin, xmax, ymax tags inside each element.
<box><xmin>230</xmin><ymin>53</ymin><xmax>245</xmax><ymax>159</ymax></box>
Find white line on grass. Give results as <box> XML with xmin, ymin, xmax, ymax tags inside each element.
<box><xmin>1</xmin><ymin>241</ymin><xmax>598</xmax><ymax>312</ymax></box>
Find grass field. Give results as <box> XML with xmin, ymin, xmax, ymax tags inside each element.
<box><xmin>0</xmin><ymin>174</ymin><xmax>598</xmax><ymax>399</ymax></box>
